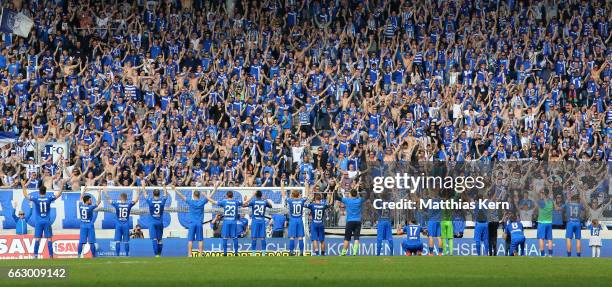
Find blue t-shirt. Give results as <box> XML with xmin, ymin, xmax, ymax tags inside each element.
<box><xmin>111</xmin><ymin>201</ymin><xmax>136</xmax><ymax>223</ymax></box>
<box><xmin>402</xmin><ymin>224</ymin><xmax>423</xmax><ymax>245</ymax></box>
<box><xmin>342</xmin><ymin>197</ymin><xmax>364</xmax><ymax>222</ymax></box>
<box><xmin>187</xmin><ymin>198</ymin><xmax>208</xmax><ymax>224</ymax></box>
<box><xmin>249</xmin><ymin>198</ymin><xmax>271</xmax><ymax>222</ymax></box>
<box><xmin>78</xmin><ymin>202</ymin><xmax>97</xmax><ymax>224</ymax></box>
<box><xmin>30</xmin><ymin>193</ymin><xmax>57</xmax><ymax>220</ymax></box>
<box><xmin>218</xmin><ymin>199</ymin><xmax>242</xmax><ymax>222</ymax></box>
<box><xmin>286</xmin><ymin>198</ymin><xmax>307</xmax><ymax>219</ymax></box>
<box><xmin>272</xmin><ymin>214</ymin><xmax>286</xmax><ymax>231</ymax></box>
<box><xmin>147</xmin><ymin>197</ymin><xmax>168</xmax><ymax>222</ymax></box>
<box><xmin>307</xmin><ymin>202</ymin><xmax>328</xmax><ymax>224</ymax></box>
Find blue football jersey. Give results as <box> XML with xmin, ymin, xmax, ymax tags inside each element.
<box><xmin>218</xmin><ymin>199</ymin><xmax>242</xmax><ymax>222</ymax></box>
<box><xmin>112</xmin><ymin>201</ymin><xmax>136</xmax><ymax>222</ymax></box>
<box><xmin>249</xmin><ymin>199</ymin><xmax>271</xmax><ymax>222</ymax></box>
<box><xmin>286</xmin><ymin>198</ymin><xmax>307</xmax><ymax>218</ymax></box>
<box><xmin>78</xmin><ymin>202</ymin><xmax>97</xmax><ymax>223</ymax></box>
<box><xmin>30</xmin><ymin>193</ymin><xmax>57</xmax><ymax>219</ymax></box>
<box><xmin>147</xmin><ymin>197</ymin><xmax>168</xmax><ymax>221</ymax></box>
<box><xmin>403</xmin><ymin>224</ymin><xmax>423</xmax><ymax>243</ymax></box>
<box><xmin>307</xmin><ymin>202</ymin><xmax>328</xmax><ymax>224</ymax></box>
<box><xmin>505</xmin><ymin>221</ymin><xmax>525</xmax><ymax>238</ymax></box>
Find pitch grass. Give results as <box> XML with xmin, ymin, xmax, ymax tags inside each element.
<box><xmin>0</xmin><ymin>256</ymin><xmax>611</xmax><ymax>287</ymax></box>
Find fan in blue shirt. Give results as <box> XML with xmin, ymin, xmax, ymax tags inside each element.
<box><xmin>175</xmin><ymin>186</ymin><xmax>208</xmax><ymax>257</ymax></box>
<box><xmin>9</xmin><ymin>201</ymin><xmax>32</xmax><ymax>235</ymax></box>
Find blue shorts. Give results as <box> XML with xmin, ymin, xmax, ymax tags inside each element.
<box><xmin>474</xmin><ymin>222</ymin><xmax>489</xmax><ymax>242</ymax></box>
<box><xmin>453</xmin><ymin>220</ymin><xmax>466</xmax><ymax>233</ymax></box>
<box><xmin>401</xmin><ymin>240</ymin><xmax>422</xmax><ymax>253</ymax></box>
<box><xmin>377</xmin><ymin>220</ymin><xmax>393</xmax><ymax>241</ymax></box>
<box><xmin>79</xmin><ymin>224</ymin><xmax>96</xmax><ymax>244</ymax></box>
<box><xmin>34</xmin><ymin>220</ymin><xmax>53</xmax><ymax>238</ymax></box>
<box><xmin>537</xmin><ymin>223</ymin><xmax>553</xmax><ymax>240</ymax></box>
<box><xmin>427</xmin><ymin>221</ymin><xmax>441</xmax><ymax>237</ymax></box>
<box><xmin>188</xmin><ymin>223</ymin><xmax>203</xmax><ymax>241</ymax></box>
<box><xmin>565</xmin><ymin>221</ymin><xmax>581</xmax><ymax>239</ymax></box>
<box><xmin>310</xmin><ymin>223</ymin><xmax>325</xmax><ymax>242</ymax></box>
<box><xmin>149</xmin><ymin>221</ymin><xmax>164</xmax><ymax>241</ymax></box>
<box><xmin>114</xmin><ymin>222</ymin><xmax>130</xmax><ymax>242</ymax></box>
<box><xmin>288</xmin><ymin>218</ymin><xmax>304</xmax><ymax>238</ymax></box>
<box><xmin>251</xmin><ymin>221</ymin><xmax>266</xmax><ymax>239</ymax></box>
<box><xmin>510</xmin><ymin>237</ymin><xmax>526</xmax><ymax>254</ymax></box>
<box><xmin>221</xmin><ymin>221</ymin><xmax>237</xmax><ymax>239</ymax></box>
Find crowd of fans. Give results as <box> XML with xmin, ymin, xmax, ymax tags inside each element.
<box><xmin>0</xmin><ymin>0</ymin><xmax>610</xmax><ymax>205</ymax></box>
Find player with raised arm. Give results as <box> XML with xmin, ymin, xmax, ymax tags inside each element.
<box><xmin>306</xmin><ymin>184</ymin><xmax>334</xmax><ymax>256</ymax></box>
<box><xmin>243</xmin><ymin>189</ymin><xmax>273</xmax><ymax>256</ymax></box>
<box><xmin>207</xmin><ymin>181</ymin><xmax>243</xmax><ymax>256</ymax></box>
<box><xmin>144</xmin><ymin>183</ymin><xmax>169</xmax><ymax>257</ymax></box>
<box><xmin>281</xmin><ymin>179</ymin><xmax>308</xmax><ymax>256</ymax></box>
<box><xmin>398</xmin><ymin>219</ymin><xmax>425</xmax><ymax>256</ymax></box>
<box><xmin>104</xmin><ymin>186</ymin><xmax>141</xmax><ymax>257</ymax></box>
<box><xmin>537</xmin><ymin>189</ymin><xmax>554</xmax><ymax>257</ymax></box>
<box><xmin>175</xmin><ymin>185</ymin><xmax>208</xmax><ymax>257</ymax></box>
<box><xmin>338</xmin><ymin>182</ymin><xmax>365</xmax><ymax>256</ymax></box>
<box><xmin>78</xmin><ymin>188</ymin><xmax>102</xmax><ymax>258</ymax></box>
<box><xmin>504</xmin><ymin>214</ymin><xmax>526</xmax><ymax>256</ymax></box>
<box><xmin>563</xmin><ymin>194</ymin><xmax>584</xmax><ymax>257</ymax></box>
<box><xmin>22</xmin><ymin>179</ymin><xmax>63</xmax><ymax>259</ymax></box>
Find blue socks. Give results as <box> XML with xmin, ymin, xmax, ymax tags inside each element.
<box><xmin>34</xmin><ymin>240</ymin><xmax>40</xmax><ymax>257</ymax></box>
<box><xmin>377</xmin><ymin>240</ymin><xmax>383</xmax><ymax>256</ymax></box>
<box><xmin>289</xmin><ymin>240</ymin><xmax>295</xmax><ymax>254</ymax></box>
<box><xmin>223</xmin><ymin>239</ymin><xmax>228</xmax><ymax>256</ymax></box>
<box><xmin>78</xmin><ymin>243</ymin><xmax>83</xmax><ymax>256</ymax></box>
<box><xmin>47</xmin><ymin>241</ymin><xmax>53</xmax><ymax>258</ymax></box>
<box><xmin>233</xmin><ymin>239</ymin><xmax>238</xmax><ymax>255</ymax></box>
<box><xmin>90</xmin><ymin>243</ymin><xmax>96</xmax><ymax>257</ymax></box>
<box><xmin>252</xmin><ymin>240</ymin><xmax>257</xmax><ymax>252</ymax></box>
<box><xmin>261</xmin><ymin>240</ymin><xmax>266</xmax><ymax>252</ymax></box>
<box><xmin>299</xmin><ymin>240</ymin><xmax>304</xmax><ymax>255</ymax></box>
<box><xmin>540</xmin><ymin>250</ymin><xmax>545</xmax><ymax>256</ymax></box>
<box><xmin>577</xmin><ymin>252</ymin><xmax>580</xmax><ymax>257</ymax></box>
<box><xmin>388</xmin><ymin>240</ymin><xmax>394</xmax><ymax>256</ymax></box>
<box><xmin>430</xmin><ymin>246</ymin><xmax>435</xmax><ymax>255</ymax></box>
<box><xmin>116</xmin><ymin>242</ymin><xmax>121</xmax><ymax>256</ymax></box>
<box><xmin>548</xmin><ymin>249</ymin><xmax>552</xmax><ymax>256</ymax></box>
<box><xmin>152</xmin><ymin>240</ymin><xmax>159</xmax><ymax>255</ymax></box>
<box><xmin>476</xmin><ymin>243</ymin><xmax>481</xmax><ymax>256</ymax></box>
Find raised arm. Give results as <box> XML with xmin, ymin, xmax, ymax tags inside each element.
<box><xmin>175</xmin><ymin>185</ymin><xmax>186</xmax><ymax>201</ymax></box>
<box><xmin>103</xmin><ymin>188</ymin><xmax>113</xmax><ymax>205</ymax></box>
<box><xmin>206</xmin><ymin>181</ymin><xmax>220</xmax><ymax>205</ymax></box>
<box><xmin>21</xmin><ymin>179</ymin><xmax>30</xmax><ymax>200</ymax></box>
<box><xmin>133</xmin><ymin>186</ymin><xmax>141</xmax><ymax>204</ymax></box>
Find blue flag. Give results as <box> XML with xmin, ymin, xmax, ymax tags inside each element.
<box><xmin>0</xmin><ymin>8</ymin><xmax>33</xmax><ymax>37</ymax></box>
